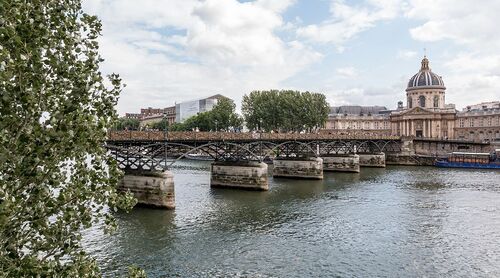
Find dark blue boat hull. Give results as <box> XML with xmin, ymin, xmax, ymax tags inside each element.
<box><xmin>435</xmin><ymin>161</ymin><xmax>500</xmax><ymax>169</ymax></box>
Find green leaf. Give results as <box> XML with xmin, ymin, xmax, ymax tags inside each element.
<box><xmin>0</xmin><ymin>1</ymin><xmax>136</xmax><ymax>276</ymax></box>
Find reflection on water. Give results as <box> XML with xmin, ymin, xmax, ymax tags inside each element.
<box><xmin>83</xmin><ymin>161</ymin><xmax>500</xmax><ymax>277</ymax></box>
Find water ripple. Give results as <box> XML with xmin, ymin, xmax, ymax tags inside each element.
<box><xmin>82</xmin><ymin>164</ymin><xmax>500</xmax><ymax>277</ymax></box>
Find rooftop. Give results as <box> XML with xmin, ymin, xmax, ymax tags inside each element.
<box><xmin>330</xmin><ymin>105</ymin><xmax>388</xmax><ymax>115</ymax></box>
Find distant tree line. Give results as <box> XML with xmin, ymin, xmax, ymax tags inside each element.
<box><xmin>114</xmin><ymin>98</ymin><xmax>243</xmax><ymax>132</ymax></box>
<box><xmin>115</xmin><ymin>91</ymin><xmax>329</xmax><ymax>133</ymax></box>
<box><xmin>242</xmin><ymin>90</ymin><xmax>329</xmax><ymax>132</ymax></box>
<box><xmin>114</xmin><ymin>118</ymin><xmax>140</xmax><ymax>130</ymax></box>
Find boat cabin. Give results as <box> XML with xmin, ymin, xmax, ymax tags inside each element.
<box><xmin>447</xmin><ymin>152</ymin><xmax>492</xmax><ymax>164</ymax></box>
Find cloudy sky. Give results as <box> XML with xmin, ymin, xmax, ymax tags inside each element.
<box><xmin>83</xmin><ymin>0</ymin><xmax>500</xmax><ymax>115</ymax></box>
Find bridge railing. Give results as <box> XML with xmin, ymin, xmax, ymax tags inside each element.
<box><xmin>107</xmin><ymin>131</ymin><xmax>400</xmax><ymax>141</ymax></box>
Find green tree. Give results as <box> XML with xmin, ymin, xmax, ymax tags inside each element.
<box><xmin>0</xmin><ymin>1</ymin><xmax>136</xmax><ymax>276</ymax></box>
<box><xmin>168</xmin><ymin>122</ymin><xmax>187</xmax><ymax>131</ymax></box>
<box><xmin>242</xmin><ymin>90</ymin><xmax>329</xmax><ymax>132</ymax></box>
<box><xmin>115</xmin><ymin>117</ymin><xmax>140</xmax><ymax>130</ymax></box>
<box><xmin>151</xmin><ymin>119</ymin><xmax>169</xmax><ymax>131</ymax></box>
<box><xmin>209</xmin><ymin>98</ymin><xmax>242</xmax><ymax>131</ymax></box>
<box><xmin>174</xmin><ymin>98</ymin><xmax>243</xmax><ymax>132</ymax></box>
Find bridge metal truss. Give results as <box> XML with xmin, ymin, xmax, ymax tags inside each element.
<box><xmin>309</xmin><ymin>139</ymin><xmax>402</xmax><ymax>155</ymax></box>
<box><xmin>105</xmin><ymin>139</ymin><xmax>401</xmax><ymax>171</ymax></box>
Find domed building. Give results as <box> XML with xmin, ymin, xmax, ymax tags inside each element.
<box><xmin>390</xmin><ymin>56</ymin><xmax>457</xmax><ymax>138</ymax></box>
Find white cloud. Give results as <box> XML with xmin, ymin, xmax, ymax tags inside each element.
<box><xmin>188</xmin><ymin>0</ymin><xmax>287</xmax><ymax>66</ymax></box>
<box><xmin>324</xmin><ymin>86</ymin><xmax>400</xmax><ymax>108</ymax></box>
<box><xmin>255</xmin><ymin>0</ymin><xmax>297</xmax><ymax>13</ymax></box>
<box><xmin>336</xmin><ymin>67</ymin><xmax>358</xmax><ymax>78</ymax></box>
<box><xmin>319</xmin><ymin>73</ymin><xmax>406</xmax><ymax>109</ymax></box>
<box><xmin>442</xmin><ymin>53</ymin><xmax>500</xmax><ymax>106</ymax></box>
<box><xmin>83</xmin><ymin>0</ymin><xmax>319</xmax><ymax>114</ymax></box>
<box><xmin>406</xmin><ymin>0</ymin><xmax>500</xmax><ymax>108</ymax></box>
<box><xmin>407</xmin><ymin>0</ymin><xmax>500</xmax><ymax>49</ymax></box>
<box><xmin>297</xmin><ymin>0</ymin><xmax>407</xmax><ymax>46</ymax></box>
<box><xmin>397</xmin><ymin>50</ymin><xmax>417</xmax><ymax>59</ymax></box>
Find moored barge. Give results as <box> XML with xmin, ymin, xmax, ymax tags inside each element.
<box><xmin>435</xmin><ymin>150</ymin><xmax>500</xmax><ymax>169</ymax></box>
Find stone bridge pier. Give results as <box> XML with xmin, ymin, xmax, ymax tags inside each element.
<box><xmin>273</xmin><ymin>157</ymin><xmax>324</xmax><ymax>179</ymax></box>
<box><xmin>358</xmin><ymin>153</ymin><xmax>386</xmax><ymax>167</ymax></box>
<box><xmin>210</xmin><ymin>161</ymin><xmax>269</xmax><ymax>191</ymax></box>
<box><xmin>118</xmin><ymin>169</ymin><xmax>175</xmax><ymax>209</ymax></box>
<box><xmin>322</xmin><ymin>154</ymin><xmax>360</xmax><ymax>172</ymax></box>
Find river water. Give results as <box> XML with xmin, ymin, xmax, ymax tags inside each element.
<box><xmin>84</xmin><ymin>161</ymin><xmax>500</xmax><ymax>277</ymax></box>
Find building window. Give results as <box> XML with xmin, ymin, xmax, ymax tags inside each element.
<box><xmin>478</xmin><ymin>118</ymin><xmax>484</xmax><ymax>127</ymax></box>
<box><xmin>433</xmin><ymin>95</ymin><xmax>439</xmax><ymax>107</ymax></box>
<box><xmin>408</xmin><ymin>97</ymin><xmax>412</xmax><ymax>108</ymax></box>
<box><xmin>469</xmin><ymin>131</ymin><xmax>475</xmax><ymax>140</ymax></box>
<box><xmin>459</xmin><ymin>118</ymin><xmax>465</xmax><ymax>127</ymax></box>
<box><xmin>469</xmin><ymin>118</ymin><xmax>474</xmax><ymax>127</ymax></box>
<box><xmin>419</xmin><ymin>95</ymin><xmax>426</xmax><ymax>107</ymax></box>
<box><xmin>487</xmin><ymin>117</ymin><xmax>492</xmax><ymax>126</ymax></box>
<box><xmin>375</xmin><ymin>122</ymin><xmax>379</xmax><ymax>129</ymax></box>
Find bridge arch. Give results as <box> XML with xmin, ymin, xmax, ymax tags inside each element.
<box><xmin>264</xmin><ymin>141</ymin><xmax>319</xmax><ymax>159</ymax></box>
<box><xmin>168</xmin><ymin>142</ymin><xmax>263</xmax><ymax>167</ymax></box>
<box><xmin>324</xmin><ymin>141</ymin><xmax>353</xmax><ymax>154</ymax></box>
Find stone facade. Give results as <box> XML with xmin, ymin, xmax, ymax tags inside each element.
<box><xmin>390</xmin><ymin>56</ymin><xmax>457</xmax><ymax>139</ymax></box>
<box><xmin>125</xmin><ymin>105</ymin><xmax>176</xmax><ymax>126</ymax></box>
<box><xmin>455</xmin><ymin>104</ymin><xmax>500</xmax><ymax>142</ymax></box>
<box><xmin>325</xmin><ymin>105</ymin><xmax>391</xmax><ymax>133</ymax></box>
<box><xmin>163</xmin><ymin>106</ymin><xmax>176</xmax><ymax>124</ymax></box>
<box><xmin>464</xmin><ymin>101</ymin><xmax>500</xmax><ymax>111</ymax></box>
<box><xmin>140</xmin><ymin>107</ymin><xmax>163</xmax><ymax>117</ymax></box>
<box><xmin>326</xmin><ymin>114</ymin><xmax>391</xmax><ymax>131</ymax></box>
<box><xmin>390</xmin><ymin>106</ymin><xmax>456</xmax><ymax>139</ymax></box>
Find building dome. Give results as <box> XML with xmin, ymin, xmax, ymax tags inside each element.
<box><xmin>406</xmin><ymin>56</ymin><xmax>445</xmax><ymax>91</ymax></box>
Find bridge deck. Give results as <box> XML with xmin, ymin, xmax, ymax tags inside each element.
<box><xmin>108</xmin><ymin>131</ymin><xmax>401</xmax><ymax>142</ymax></box>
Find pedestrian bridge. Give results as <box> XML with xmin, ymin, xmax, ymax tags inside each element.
<box><xmin>108</xmin><ymin>130</ymin><xmax>399</xmax><ymax>142</ymax></box>
<box><xmin>106</xmin><ymin>131</ymin><xmax>494</xmax><ymax>209</ymax></box>
<box><xmin>106</xmin><ymin>131</ymin><xmax>402</xmax><ymax>170</ymax></box>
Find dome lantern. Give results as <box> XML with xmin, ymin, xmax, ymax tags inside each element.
<box><xmin>421</xmin><ymin>56</ymin><xmax>429</xmax><ymax>70</ymax></box>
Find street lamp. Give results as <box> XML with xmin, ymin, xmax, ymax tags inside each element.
<box><xmin>163</xmin><ymin>112</ymin><xmax>168</xmax><ymax>170</ymax></box>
